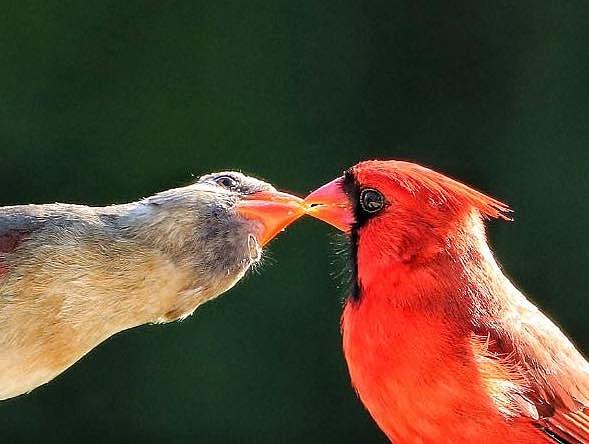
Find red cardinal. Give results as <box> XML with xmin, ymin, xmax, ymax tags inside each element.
<box><xmin>304</xmin><ymin>160</ymin><xmax>589</xmax><ymax>443</ymax></box>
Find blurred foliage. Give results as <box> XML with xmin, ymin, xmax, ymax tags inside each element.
<box><xmin>0</xmin><ymin>1</ymin><xmax>588</xmax><ymax>443</ymax></box>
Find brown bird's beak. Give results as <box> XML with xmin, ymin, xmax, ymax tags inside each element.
<box><xmin>304</xmin><ymin>177</ymin><xmax>355</xmax><ymax>232</ymax></box>
<box><xmin>236</xmin><ymin>191</ymin><xmax>306</xmax><ymax>245</ymax></box>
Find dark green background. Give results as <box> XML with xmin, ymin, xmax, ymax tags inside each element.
<box><xmin>1</xmin><ymin>1</ymin><xmax>588</xmax><ymax>442</ymax></box>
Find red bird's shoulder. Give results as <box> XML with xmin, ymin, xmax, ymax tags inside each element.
<box><xmin>471</xmin><ymin>292</ymin><xmax>589</xmax><ymax>443</ymax></box>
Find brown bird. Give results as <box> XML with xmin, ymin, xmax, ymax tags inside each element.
<box><xmin>0</xmin><ymin>171</ymin><xmax>304</xmax><ymax>400</ymax></box>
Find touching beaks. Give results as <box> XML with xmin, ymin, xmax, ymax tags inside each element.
<box><xmin>236</xmin><ymin>190</ymin><xmax>306</xmax><ymax>246</ymax></box>
<box><xmin>304</xmin><ymin>176</ymin><xmax>355</xmax><ymax>232</ymax></box>
<box><xmin>237</xmin><ymin>177</ymin><xmax>355</xmax><ymax>244</ymax></box>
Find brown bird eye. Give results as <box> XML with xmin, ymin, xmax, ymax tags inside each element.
<box><xmin>360</xmin><ymin>189</ymin><xmax>384</xmax><ymax>214</ymax></box>
<box><xmin>215</xmin><ymin>175</ymin><xmax>239</xmax><ymax>190</ymax></box>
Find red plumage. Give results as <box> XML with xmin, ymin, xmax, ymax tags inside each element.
<box><xmin>306</xmin><ymin>160</ymin><xmax>589</xmax><ymax>443</ymax></box>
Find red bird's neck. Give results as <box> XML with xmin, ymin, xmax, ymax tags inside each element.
<box><xmin>341</xmin><ymin>215</ymin><xmax>547</xmax><ymax>443</ymax></box>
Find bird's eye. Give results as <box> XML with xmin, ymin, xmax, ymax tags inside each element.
<box><xmin>360</xmin><ymin>189</ymin><xmax>385</xmax><ymax>214</ymax></box>
<box><xmin>215</xmin><ymin>175</ymin><xmax>239</xmax><ymax>190</ymax></box>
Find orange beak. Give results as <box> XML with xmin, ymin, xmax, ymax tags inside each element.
<box><xmin>304</xmin><ymin>177</ymin><xmax>355</xmax><ymax>232</ymax></box>
<box><xmin>236</xmin><ymin>190</ymin><xmax>306</xmax><ymax>245</ymax></box>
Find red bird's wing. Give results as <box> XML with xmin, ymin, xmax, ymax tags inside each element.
<box><xmin>542</xmin><ymin>408</ymin><xmax>589</xmax><ymax>443</ymax></box>
<box><xmin>472</xmin><ymin>294</ymin><xmax>589</xmax><ymax>443</ymax></box>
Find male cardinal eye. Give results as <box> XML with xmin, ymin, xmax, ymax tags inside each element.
<box><xmin>215</xmin><ymin>175</ymin><xmax>239</xmax><ymax>190</ymax></box>
<box><xmin>360</xmin><ymin>189</ymin><xmax>384</xmax><ymax>214</ymax></box>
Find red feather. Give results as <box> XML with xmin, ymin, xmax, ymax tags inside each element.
<box><xmin>352</xmin><ymin>160</ymin><xmax>512</xmax><ymax>220</ymax></box>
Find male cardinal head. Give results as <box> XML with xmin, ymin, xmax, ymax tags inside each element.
<box><xmin>305</xmin><ymin>160</ymin><xmax>589</xmax><ymax>443</ymax></box>
<box><xmin>0</xmin><ymin>170</ymin><xmax>304</xmax><ymax>400</ymax></box>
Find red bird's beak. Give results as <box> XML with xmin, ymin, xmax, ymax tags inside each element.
<box><xmin>304</xmin><ymin>177</ymin><xmax>355</xmax><ymax>232</ymax></box>
<box><xmin>236</xmin><ymin>190</ymin><xmax>306</xmax><ymax>246</ymax></box>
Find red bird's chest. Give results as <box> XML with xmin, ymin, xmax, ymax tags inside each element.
<box><xmin>341</xmin><ymin>299</ymin><xmax>548</xmax><ymax>444</ymax></box>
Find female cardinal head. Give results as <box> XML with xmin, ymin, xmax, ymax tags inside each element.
<box><xmin>305</xmin><ymin>160</ymin><xmax>511</xmax><ymax>299</ymax></box>
<box><xmin>129</xmin><ymin>171</ymin><xmax>306</xmax><ymax>319</ymax></box>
